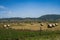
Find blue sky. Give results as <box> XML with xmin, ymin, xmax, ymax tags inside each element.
<box><xmin>0</xmin><ymin>0</ymin><xmax>60</xmax><ymax>18</ymax></box>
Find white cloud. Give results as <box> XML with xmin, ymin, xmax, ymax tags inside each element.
<box><xmin>0</xmin><ymin>5</ymin><xmax>13</xmax><ymax>18</ymax></box>
<box><xmin>8</xmin><ymin>11</ymin><xmax>12</xmax><ymax>14</ymax></box>
<box><xmin>0</xmin><ymin>5</ymin><xmax>6</xmax><ymax>9</ymax></box>
<box><xmin>0</xmin><ymin>5</ymin><xmax>11</xmax><ymax>14</ymax></box>
<box><xmin>0</xmin><ymin>5</ymin><xmax>7</xmax><ymax>13</ymax></box>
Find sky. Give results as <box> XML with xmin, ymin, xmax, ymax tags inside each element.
<box><xmin>0</xmin><ymin>0</ymin><xmax>60</xmax><ymax>18</ymax></box>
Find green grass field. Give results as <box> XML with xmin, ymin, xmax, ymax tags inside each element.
<box><xmin>0</xmin><ymin>28</ymin><xmax>60</xmax><ymax>40</ymax></box>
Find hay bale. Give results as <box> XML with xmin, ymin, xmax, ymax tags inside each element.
<box><xmin>3</xmin><ymin>24</ymin><xmax>10</xmax><ymax>29</ymax></box>
<box><xmin>52</xmin><ymin>24</ymin><xmax>56</xmax><ymax>27</ymax></box>
<box><xmin>3</xmin><ymin>25</ymin><xmax>7</xmax><ymax>28</ymax></box>
<box><xmin>7</xmin><ymin>24</ymin><xmax>10</xmax><ymax>27</ymax></box>
<box><xmin>40</xmin><ymin>23</ymin><xmax>43</xmax><ymax>26</ymax></box>
<box><xmin>55</xmin><ymin>23</ymin><xmax>58</xmax><ymax>26</ymax></box>
<box><xmin>47</xmin><ymin>24</ymin><xmax>52</xmax><ymax>28</ymax></box>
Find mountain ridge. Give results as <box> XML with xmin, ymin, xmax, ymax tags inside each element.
<box><xmin>0</xmin><ymin>14</ymin><xmax>60</xmax><ymax>21</ymax></box>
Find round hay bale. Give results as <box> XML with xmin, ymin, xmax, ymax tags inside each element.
<box><xmin>52</xmin><ymin>24</ymin><xmax>55</xmax><ymax>27</ymax></box>
<box><xmin>7</xmin><ymin>24</ymin><xmax>10</xmax><ymax>27</ymax></box>
<box><xmin>3</xmin><ymin>25</ymin><xmax>7</xmax><ymax>28</ymax></box>
<box><xmin>47</xmin><ymin>24</ymin><xmax>52</xmax><ymax>28</ymax></box>
<box><xmin>40</xmin><ymin>23</ymin><xmax>43</xmax><ymax>26</ymax></box>
<box><xmin>55</xmin><ymin>23</ymin><xmax>58</xmax><ymax>26</ymax></box>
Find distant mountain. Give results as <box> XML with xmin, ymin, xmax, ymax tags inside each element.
<box><xmin>0</xmin><ymin>14</ymin><xmax>60</xmax><ymax>22</ymax></box>
<box><xmin>39</xmin><ymin>14</ymin><xmax>60</xmax><ymax>21</ymax></box>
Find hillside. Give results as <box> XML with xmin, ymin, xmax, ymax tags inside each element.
<box><xmin>39</xmin><ymin>14</ymin><xmax>60</xmax><ymax>21</ymax></box>
<box><xmin>0</xmin><ymin>14</ymin><xmax>60</xmax><ymax>22</ymax></box>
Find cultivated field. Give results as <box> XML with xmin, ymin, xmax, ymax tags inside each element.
<box><xmin>0</xmin><ymin>22</ymin><xmax>60</xmax><ymax>40</ymax></box>
<box><xmin>0</xmin><ymin>22</ymin><xmax>60</xmax><ymax>31</ymax></box>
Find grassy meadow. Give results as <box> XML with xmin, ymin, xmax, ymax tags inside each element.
<box><xmin>0</xmin><ymin>28</ymin><xmax>60</xmax><ymax>40</ymax></box>
<box><xmin>0</xmin><ymin>22</ymin><xmax>60</xmax><ymax>40</ymax></box>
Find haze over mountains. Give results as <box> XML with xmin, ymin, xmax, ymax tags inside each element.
<box><xmin>39</xmin><ymin>14</ymin><xmax>60</xmax><ymax>21</ymax></box>
<box><xmin>0</xmin><ymin>14</ymin><xmax>60</xmax><ymax>22</ymax></box>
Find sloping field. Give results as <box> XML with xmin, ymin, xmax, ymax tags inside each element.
<box><xmin>0</xmin><ymin>22</ymin><xmax>60</xmax><ymax>31</ymax></box>
<box><xmin>8</xmin><ymin>22</ymin><xmax>60</xmax><ymax>31</ymax></box>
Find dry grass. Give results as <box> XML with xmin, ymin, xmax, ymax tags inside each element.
<box><xmin>0</xmin><ymin>22</ymin><xmax>59</xmax><ymax>31</ymax></box>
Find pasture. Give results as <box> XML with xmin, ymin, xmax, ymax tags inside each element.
<box><xmin>0</xmin><ymin>28</ymin><xmax>60</xmax><ymax>40</ymax></box>
<box><xmin>0</xmin><ymin>22</ymin><xmax>60</xmax><ymax>31</ymax></box>
<box><xmin>0</xmin><ymin>22</ymin><xmax>60</xmax><ymax>40</ymax></box>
